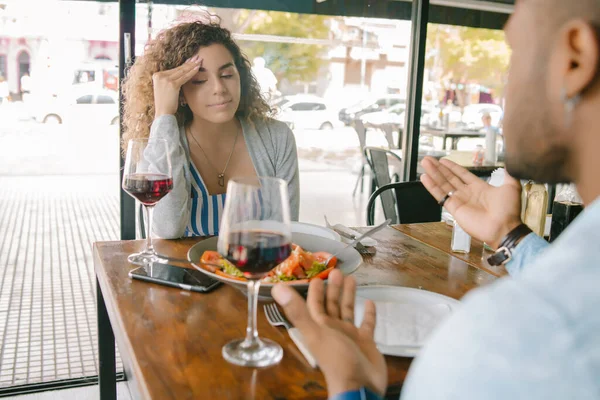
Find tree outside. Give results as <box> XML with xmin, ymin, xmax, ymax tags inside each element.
<box><xmin>425</xmin><ymin>24</ymin><xmax>511</xmax><ymax>107</ymax></box>
<box><xmin>228</xmin><ymin>10</ymin><xmax>331</xmax><ymax>85</ymax></box>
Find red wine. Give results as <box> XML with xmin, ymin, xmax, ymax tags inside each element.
<box><xmin>123</xmin><ymin>173</ymin><xmax>173</xmax><ymax>205</ymax></box>
<box><xmin>224</xmin><ymin>230</ymin><xmax>291</xmax><ymax>278</ymax></box>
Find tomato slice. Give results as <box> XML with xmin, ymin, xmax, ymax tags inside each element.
<box><xmin>200</xmin><ymin>251</ymin><xmax>223</xmax><ymax>272</ymax></box>
<box><xmin>277</xmin><ymin>253</ymin><xmax>305</xmax><ymax>278</ymax></box>
<box><xmin>314</xmin><ymin>266</ymin><xmax>334</xmax><ymax>280</ymax></box>
<box><xmin>292</xmin><ymin>247</ymin><xmax>315</xmax><ymax>270</ymax></box>
<box><xmin>312</xmin><ymin>251</ymin><xmax>337</xmax><ymax>268</ymax></box>
<box><xmin>200</xmin><ymin>250</ymin><xmax>221</xmax><ymax>263</ymax></box>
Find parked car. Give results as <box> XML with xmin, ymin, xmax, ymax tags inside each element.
<box><xmin>360</xmin><ymin>103</ymin><xmax>435</xmax><ymax>129</ymax></box>
<box><xmin>360</xmin><ymin>103</ymin><xmax>405</xmax><ymax>127</ymax></box>
<box><xmin>33</xmin><ymin>89</ymin><xmax>119</xmax><ymax>125</ymax></box>
<box><xmin>73</xmin><ymin>61</ymin><xmax>119</xmax><ymax>92</ymax></box>
<box><xmin>273</xmin><ymin>95</ymin><xmax>342</xmax><ymax>130</ymax></box>
<box><xmin>338</xmin><ymin>94</ymin><xmax>406</xmax><ymax>125</ymax></box>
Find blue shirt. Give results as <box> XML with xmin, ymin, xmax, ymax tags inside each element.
<box><xmin>184</xmin><ymin>161</ymin><xmax>225</xmax><ymax>237</ymax></box>
<box><xmin>330</xmin><ymin>387</ymin><xmax>382</xmax><ymax>400</ymax></box>
<box><xmin>402</xmin><ymin>198</ymin><xmax>600</xmax><ymax>399</ymax></box>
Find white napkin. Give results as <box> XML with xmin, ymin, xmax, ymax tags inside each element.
<box><xmin>488</xmin><ymin>168</ymin><xmax>506</xmax><ymax>187</ymax></box>
<box><xmin>333</xmin><ymin>224</ymin><xmax>378</xmax><ymax>247</ymax></box>
<box><xmin>354</xmin><ymin>297</ymin><xmax>452</xmax><ymax>347</ymax></box>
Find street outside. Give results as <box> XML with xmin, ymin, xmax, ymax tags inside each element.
<box><xmin>0</xmin><ymin>101</ymin><xmax>399</xmax><ymax>226</ymax></box>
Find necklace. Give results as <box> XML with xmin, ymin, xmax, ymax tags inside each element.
<box><xmin>188</xmin><ymin>127</ymin><xmax>240</xmax><ymax>187</ymax></box>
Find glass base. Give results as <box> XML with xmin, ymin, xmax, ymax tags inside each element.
<box><xmin>222</xmin><ymin>338</ymin><xmax>283</xmax><ymax>367</ymax></box>
<box><xmin>127</xmin><ymin>251</ymin><xmax>168</xmax><ymax>266</ymax></box>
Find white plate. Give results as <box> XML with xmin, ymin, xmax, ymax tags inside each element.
<box><xmin>354</xmin><ymin>286</ymin><xmax>460</xmax><ymax>357</ymax></box>
<box><xmin>187</xmin><ymin>232</ymin><xmax>362</xmax><ymax>300</ymax></box>
<box><xmin>291</xmin><ymin>221</ymin><xmax>341</xmax><ymax>242</ymax></box>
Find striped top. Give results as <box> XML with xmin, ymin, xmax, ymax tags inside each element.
<box><xmin>149</xmin><ymin>115</ymin><xmax>300</xmax><ymax>239</ymax></box>
<box><xmin>184</xmin><ymin>161</ymin><xmax>226</xmax><ymax>237</ymax></box>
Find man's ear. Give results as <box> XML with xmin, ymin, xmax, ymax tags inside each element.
<box><xmin>561</xmin><ymin>20</ymin><xmax>600</xmax><ymax>97</ymax></box>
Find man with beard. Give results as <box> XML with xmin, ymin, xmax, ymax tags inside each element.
<box><xmin>270</xmin><ymin>0</ymin><xmax>600</xmax><ymax>399</ymax></box>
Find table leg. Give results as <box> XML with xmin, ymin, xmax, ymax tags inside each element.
<box><xmin>97</xmin><ymin>277</ymin><xmax>117</xmax><ymax>400</ymax></box>
<box><xmin>382</xmin><ymin>125</ymin><xmax>396</xmax><ymax>149</ymax></box>
<box><xmin>452</xmin><ymin>137</ymin><xmax>459</xmax><ymax>150</ymax></box>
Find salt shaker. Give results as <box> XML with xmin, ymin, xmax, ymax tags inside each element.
<box><xmin>451</xmin><ymin>221</ymin><xmax>471</xmax><ymax>253</ymax></box>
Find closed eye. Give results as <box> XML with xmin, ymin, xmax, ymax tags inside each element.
<box><xmin>191</xmin><ymin>80</ymin><xmax>207</xmax><ymax>84</ymax></box>
<box><xmin>221</xmin><ymin>74</ymin><xmax>233</xmax><ymax>79</ymax></box>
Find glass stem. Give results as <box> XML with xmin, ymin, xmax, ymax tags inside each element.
<box><xmin>244</xmin><ymin>279</ymin><xmax>261</xmax><ymax>346</ymax></box>
<box><xmin>144</xmin><ymin>205</ymin><xmax>155</xmax><ymax>255</ymax></box>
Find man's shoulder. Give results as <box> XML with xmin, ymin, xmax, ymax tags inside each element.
<box><xmin>402</xmin><ymin>271</ymin><xmax>600</xmax><ymax>399</ymax></box>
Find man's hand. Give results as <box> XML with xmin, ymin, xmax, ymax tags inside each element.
<box><xmin>271</xmin><ymin>269</ymin><xmax>387</xmax><ymax>398</ymax></box>
<box><xmin>420</xmin><ymin>156</ymin><xmax>523</xmax><ymax>248</ymax></box>
<box><xmin>152</xmin><ymin>55</ymin><xmax>202</xmax><ymax>117</ymax></box>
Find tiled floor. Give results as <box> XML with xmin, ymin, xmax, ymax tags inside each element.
<box><xmin>0</xmin><ymin>175</ymin><xmax>123</xmax><ymax>388</ymax></box>
<box><xmin>12</xmin><ymin>382</ymin><xmax>131</xmax><ymax>399</ymax></box>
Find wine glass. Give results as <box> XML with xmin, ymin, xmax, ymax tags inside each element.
<box><xmin>122</xmin><ymin>138</ymin><xmax>173</xmax><ymax>266</ymax></box>
<box><xmin>218</xmin><ymin>177</ymin><xmax>292</xmax><ymax>367</ymax></box>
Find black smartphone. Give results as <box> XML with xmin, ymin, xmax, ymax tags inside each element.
<box><xmin>129</xmin><ymin>262</ymin><xmax>222</xmax><ymax>293</ymax></box>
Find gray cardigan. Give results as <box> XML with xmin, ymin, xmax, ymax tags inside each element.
<box><xmin>148</xmin><ymin>114</ymin><xmax>300</xmax><ymax>239</ymax></box>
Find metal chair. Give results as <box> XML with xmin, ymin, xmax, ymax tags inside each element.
<box><xmin>366</xmin><ymin>181</ymin><xmax>441</xmax><ymax>225</ymax></box>
<box><xmin>352</xmin><ymin>119</ymin><xmax>404</xmax><ymax>195</ymax></box>
<box><xmin>364</xmin><ymin>146</ymin><xmax>403</xmax><ymax>185</ymax></box>
<box><xmin>352</xmin><ymin>119</ymin><xmax>368</xmax><ymax>195</ymax></box>
<box><xmin>361</xmin><ymin>146</ymin><xmax>403</xmax><ymax>196</ymax></box>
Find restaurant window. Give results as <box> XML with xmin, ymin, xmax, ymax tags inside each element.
<box><xmin>0</xmin><ymin>0</ymin><xmax>122</xmax><ymax>394</ymax></box>
<box><xmin>139</xmin><ymin>4</ymin><xmax>411</xmax><ymax>226</ymax></box>
<box><xmin>416</xmin><ymin>23</ymin><xmax>510</xmax><ymax>178</ymax></box>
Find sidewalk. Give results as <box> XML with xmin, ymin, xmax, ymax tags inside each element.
<box><xmin>0</xmin><ymin>175</ymin><xmax>123</xmax><ymax>387</ymax></box>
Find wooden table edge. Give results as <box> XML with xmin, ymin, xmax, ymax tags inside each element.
<box><xmin>93</xmin><ymin>241</ymin><xmax>152</xmax><ymax>400</ymax></box>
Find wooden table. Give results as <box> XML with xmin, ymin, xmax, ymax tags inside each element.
<box><xmin>392</xmin><ymin>222</ymin><xmax>508</xmax><ymax>278</ymax></box>
<box><xmin>421</xmin><ymin>129</ymin><xmax>486</xmax><ymax>150</ymax></box>
<box><xmin>94</xmin><ymin>226</ymin><xmax>499</xmax><ymax>399</ymax></box>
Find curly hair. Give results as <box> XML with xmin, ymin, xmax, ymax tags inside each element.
<box><xmin>122</xmin><ymin>15</ymin><xmax>271</xmax><ymax>153</ymax></box>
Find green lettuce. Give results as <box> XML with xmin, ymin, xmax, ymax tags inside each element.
<box><xmin>277</xmin><ymin>274</ymin><xmax>297</xmax><ymax>282</ymax></box>
<box><xmin>222</xmin><ymin>260</ymin><xmax>244</xmax><ymax>278</ymax></box>
<box><xmin>306</xmin><ymin>261</ymin><xmax>327</xmax><ymax>278</ymax></box>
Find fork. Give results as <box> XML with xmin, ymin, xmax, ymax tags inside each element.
<box><xmin>323</xmin><ymin>219</ymin><xmax>391</xmax><ymax>266</ymax></box>
<box><xmin>264</xmin><ymin>303</ymin><xmax>318</xmax><ymax>368</ymax></box>
<box><xmin>324</xmin><ymin>216</ymin><xmax>374</xmax><ymax>256</ymax></box>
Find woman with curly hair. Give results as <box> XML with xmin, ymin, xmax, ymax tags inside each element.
<box><xmin>122</xmin><ymin>17</ymin><xmax>300</xmax><ymax>238</ymax></box>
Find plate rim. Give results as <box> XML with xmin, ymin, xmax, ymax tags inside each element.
<box><xmin>355</xmin><ymin>285</ymin><xmax>460</xmax><ymax>357</ymax></box>
<box><xmin>356</xmin><ymin>285</ymin><xmax>461</xmax><ymax>305</ymax></box>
